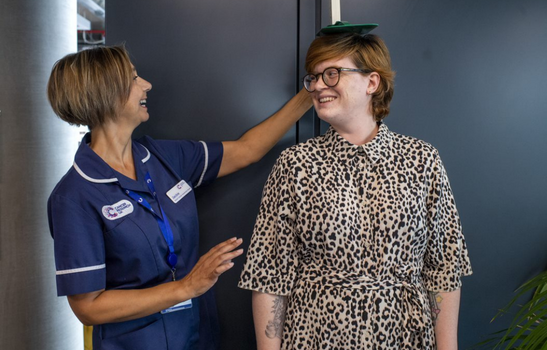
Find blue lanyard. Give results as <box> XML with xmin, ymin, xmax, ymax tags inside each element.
<box><xmin>124</xmin><ymin>172</ymin><xmax>178</xmax><ymax>279</ymax></box>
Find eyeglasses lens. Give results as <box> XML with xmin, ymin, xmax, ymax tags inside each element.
<box><xmin>303</xmin><ymin>76</ymin><xmax>314</xmax><ymax>92</ymax></box>
<box><xmin>323</xmin><ymin>68</ymin><xmax>340</xmax><ymax>87</ymax></box>
<box><xmin>303</xmin><ymin>68</ymin><xmax>341</xmax><ymax>92</ymax></box>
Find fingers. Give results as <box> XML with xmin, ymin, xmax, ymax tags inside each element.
<box><xmin>182</xmin><ymin>237</ymin><xmax>245</xmax><ymax>298</ymax></box>
<box><xmin>214</xmin><ymin>250</ymin><xmax>244</xmax><ymax>275</ymax></box>
<box><xmin>207</xmin><ymin>238</ymin><xmax>244</xmax><ymax>276</ymax></box>
<box><xmin>214</xmin><ymin>261</ymin><xmax>235</xmax><ymax>276</ymax></box>
<box><xmin>211</xmin><ymin>237</ymin><xmax>244</xmax><ymax>255</ymax></box>
<box><xmin>194</xmin><ymin>237</ymin><xmax>244</xmax><ymax>276</ymax></box>
<box><xmin>202</xmin><ymin>237</ymin><xmax>242</xmax><ymax>262</ymax></box>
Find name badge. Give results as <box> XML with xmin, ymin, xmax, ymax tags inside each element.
<box><xmin>166</xmin><ymin>180</ymin><xmax>191</xmax><ymax>203</ymax></box>
<box><xmin>161</xmin><ymin>299</ymin><xmax>193</xmax><ymax>314</ymax></box>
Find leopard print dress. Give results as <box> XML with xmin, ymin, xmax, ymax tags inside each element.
<box><xmin>238</xmin><ymin>123</ymin><xmax>472</xmax><ymax>349</ymax></box>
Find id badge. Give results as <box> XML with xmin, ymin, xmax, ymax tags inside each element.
<box><xmin>161</xmin><ymin>299</ymin><xmax>193</xmax><ymax>314</ymax></box>
<box><xmin>166</xmin><ymin>180</ymin><xmax>192</xmax><ymax>203</ymax></box>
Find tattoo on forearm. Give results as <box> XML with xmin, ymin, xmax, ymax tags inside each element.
<box><xmin>429</xmin><ymin>291</ymin><xmax>443</xmax><ymax>323</ymax></box>
<box><xmin>265</xmin><ymin>296</ymin><xmax>287</xmax><ymax>339</ymax></box>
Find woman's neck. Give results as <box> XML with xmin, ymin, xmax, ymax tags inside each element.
<box><xmin>89</xmin><ymin>122</ymin><xmax>137</xmax><ymax>180</ymax></box>
<box><xmin>332</xmin><ymin>115</ymin><xmax>378</xmax><ymax>146</ymax></box>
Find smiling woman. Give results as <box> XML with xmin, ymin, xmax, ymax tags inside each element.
<box><xmin>305</xmin><ymin>56</ymin><xmax>377</xmax><ymax>142</ymax></box>
<box><xmin>239</xmin><ymin>32</ymin><xmax>472</xmax><ymax>350</ymax></box>
<box><xmin>115</xmin><ymin>67</ymin><xmax>153</xmax><ymax>132</ymax></box>
<box><xmin>46</xmin><ymin>45</ymin><xmax>311</xmax><ymax>350</ymax></box>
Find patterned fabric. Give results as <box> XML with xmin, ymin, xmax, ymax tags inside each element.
<box><xmin>239</xmin><ymin>123</ymin><xmax>472</xmax><ymax>349</ymax></box>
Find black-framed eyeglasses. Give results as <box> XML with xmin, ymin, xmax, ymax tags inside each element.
<box><xmin>302</xmin><ymin>67</ymin><xmax>372</xmax><ymax>92</ymax></box>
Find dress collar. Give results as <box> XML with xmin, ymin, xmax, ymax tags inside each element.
<box><xmin>324</xmin><ymin>123</ymin><xmax>391</xmax><ymax>165</ymax></box>
<box><xmin>73</xmin><ymin>132</ymin><xmax>151</xmax><ymax>191</ymax></box>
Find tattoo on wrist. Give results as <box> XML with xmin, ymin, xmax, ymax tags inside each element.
<box><xmin>429</xmin><ymin>291</ymin><xmax>443</xmax><ymax>323</ymax></box>
<box><xmin>265</xmin><ymin>296</ymin><xmax>287</xmax><ymax>339</ymax></box>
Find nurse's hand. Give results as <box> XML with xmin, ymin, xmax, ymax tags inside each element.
<box><xmin>218</xmin><ymin>88</ymin><xmax>312</xmax><ymax>177</ymax></box>
<box><xmin>66</xmin><ymin>237</ymin><xmax>243</xmax><ymax>326</ymax></box>
<box><xmin>180</xmin><ymin>237</ymin><xmax>244</xmax><ymax>298</ymax></box>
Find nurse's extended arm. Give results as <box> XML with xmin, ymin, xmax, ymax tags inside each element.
<box><xmin>67</xmin><ymin>237</ymin><xmax>243</xmax><ymax>326</ymax></box>
<box><xmin>252</xmin><ymin>291</ymin><xmax>287</xmax><ymax>350</ymax></box>
<box><xmin>218</xmin><ymin>88</ymin><xmax>312</xmax><ymax>177</ymax></box>
<box><xmin>430</xmin><ymin>288</ymin><xmax>461</xmax><ymax>350</ymax></box>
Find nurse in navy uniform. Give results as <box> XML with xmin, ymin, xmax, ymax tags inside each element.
<box><xmin>46</xmin><ymin>45</ymin><xmax>311</xmax><ymax>350</ymax></box>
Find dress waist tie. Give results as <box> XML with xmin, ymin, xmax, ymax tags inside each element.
<box><xmin>300</xmin><ymin>267</ymin><xmax>431</xmax><ymax>347</ymax></box>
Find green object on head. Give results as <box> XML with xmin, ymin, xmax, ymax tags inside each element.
<box><xmin>317</xmin><ymin>21</ymin><xmax>378</xmax><ymax>37</ymax></box>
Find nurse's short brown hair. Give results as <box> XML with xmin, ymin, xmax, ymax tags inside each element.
<box><xmin>47</xmin><ymin>45</ymin><xmax>133</xmax><ymax>129</ymax></box>
<box><xmin>305</xmin><ymin>33</ymin><xmax>395</xmax><ymax>121</ymax></box>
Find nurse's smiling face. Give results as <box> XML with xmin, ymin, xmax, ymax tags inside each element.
<box><xmin>119</xmin><ymin>66</ymin><xmax>152</xmax><ymax>126</ymax></box>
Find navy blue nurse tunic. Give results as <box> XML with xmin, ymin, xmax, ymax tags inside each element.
<box><xmin>48</xmin><ymin>133</ymin><xmax>223</xmax><ymax>350</ymax></box>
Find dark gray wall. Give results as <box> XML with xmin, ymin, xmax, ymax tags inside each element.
<box><xmin>107</xmin><ymin>1</ymin><xmax>547</xmax><ymax>349</ymax></box>
<box><xmin>106</xmin><ymin>1</ymin><xmax>311</xmax><ymax>349</ymax></box>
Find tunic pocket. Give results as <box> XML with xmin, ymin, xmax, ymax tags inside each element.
<box><xmin>95</xmin><ymin>315</ymin><xmax>167</xmax><ymax>350</ymax></box>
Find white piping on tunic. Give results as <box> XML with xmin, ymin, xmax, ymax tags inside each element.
<box><xmin>74</xmin><ymin>143</ymin><xmax>151</xmax><ymax>183</ymax></box>
<box><xmin>140</xmin><ymin>144</ymin><xmax>151</xmax><ymax>163</ymax></box>
<box><xmin>62</xmin><ymin>144</ymin><xmax>151</xmax><ymax>277</ymax></box>
<box><xmin>56</xmin><ymin>264</ymin><xmax>106</xmax><ymax>275</ymax></box>
<box><xmin>73</xmin><ymin>162</ymin><xmax>118</xmax><ymax>183</ymax></box>
<box><xmin>196</xmin><ymin>141</ymin><xmax>209</xmax><ymax>188</ymax></box>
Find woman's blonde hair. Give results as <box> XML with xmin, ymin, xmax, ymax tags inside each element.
<box><xmin>305</xmin><ymin>33</ymin><xmax>395</xmax><ymax>121</ymax></box>
<box><xmin>47</xmin><ymin>45</ymin><xmax>133</xmax><ymax>128</ymax></box>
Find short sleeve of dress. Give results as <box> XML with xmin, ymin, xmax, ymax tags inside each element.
<box><xmin>422</xmin><ymin>151</ymin><xmax>472</xmax><ymax>292</ymax></box>
<box><xmin>138</xmin><ymin>136</ymin><xmax>223</xmax><ymax>188</ymax></box>
<box><xmin>238</xmin><ymin>152</ymin><xmax>300</xmax><ymax>296</ymax></box>
<box><xmin>48</xmin><ymin>193</ymin><xmax>106</xmax><ymax>296</ymax></box>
